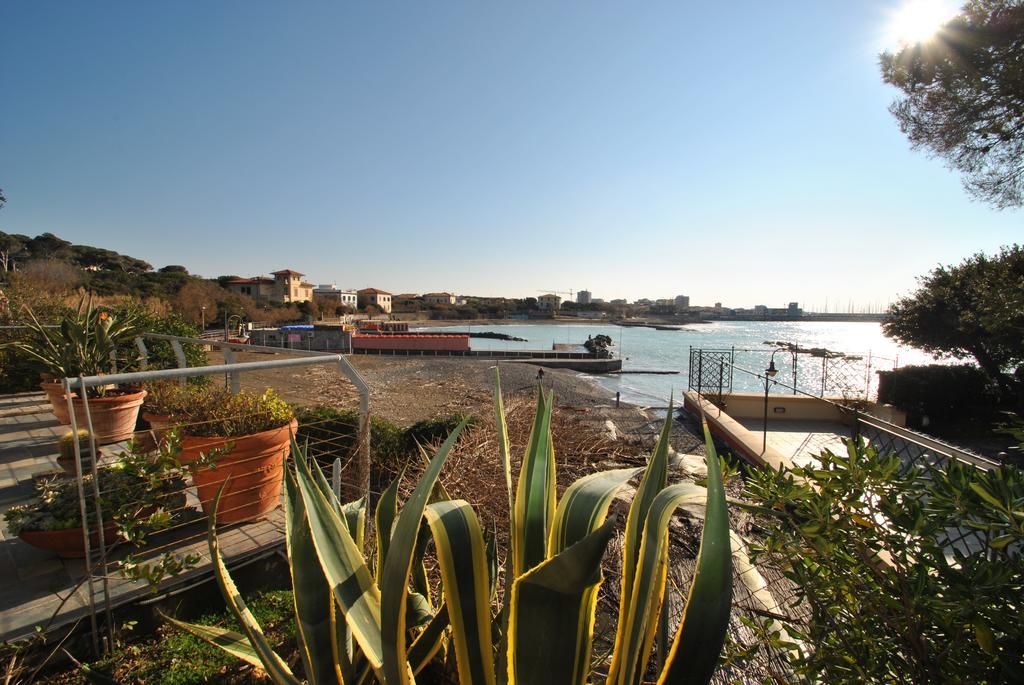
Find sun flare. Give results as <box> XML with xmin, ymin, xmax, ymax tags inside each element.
<box><xmin>885</xmin><ymin>0</ymin><xmax>958</xmax><ymax>47</ymax></box>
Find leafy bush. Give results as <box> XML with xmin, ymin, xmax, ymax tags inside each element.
<box><xmin>172</xmin><ymin>388</ymin><xmax>294</xmax><ymax>438</ymax></box>
<box><xmin>876</xmin><ymin>363</ymin><xmax>999</xmax><ymax>422</ymax></box>
<box><xmin>141</xmin><ymin>381</ymin><xmax>196</xmax><ymax>417</ymax></box>
<box><xmin>737</xmin><ymin>440</ymin><xmax>1024</xmax><ymax>683</ymax></box>
<box><xmin>110</xmin><ymin>301</ymin><xmax>207</xmax><ymax>377</ymax></box>
<box><xmin>294</xmin><ymin>405</ymin><xmax>404</xmax><ymax>467</ymax></box>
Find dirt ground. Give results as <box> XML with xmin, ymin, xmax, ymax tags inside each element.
<box><xmin>215</xmin><ymin>350</ymin><xmax>705</xmax><ymax>456</ymax></box>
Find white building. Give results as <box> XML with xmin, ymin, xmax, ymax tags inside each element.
<box><xmin>314</xmin><ymin>284</ymin><xmax>358</xmax><ymax>309</ymax></box>
<box><xmin>537</xmin><ymin>294</ymin><xmax>562</xmax><ymax>310</ymax></box>
<box><xmin>674</xmin><ymin>295</ymin><xmax>690</xmax><ymax>308</ymax></box>
<box><xmin>423</xmin><ymin>292</ymin><xmax>457</xmax><ymax>305</ymax></box>
<box><xmin>577</xmin><ymin>290</ymin><xmax>592</xmax><ymax>305</ymax></box>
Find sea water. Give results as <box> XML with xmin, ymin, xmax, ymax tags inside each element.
<box><xmin>414</xmin><ymin>321</ymin><xmax>941</xmax><ymax>406</ymax></box>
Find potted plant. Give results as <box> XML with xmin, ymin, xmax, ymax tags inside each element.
<box><xmin>172</xmin><ymin>388</ymin><xmax>296</xmax><ymax>524</ymax></box>
<box><xmin>4</xmin><ymin>297</ymin><xmax>146</xmax><ymax>442</ymax></box>
<box><xmin>55</xmin><ymin>429</ymin><xmax>103</xmax><ymax>477</ymax></box>
<box><xmin>139</xmin><ymin>381</ymin><xmax>193</xmax><ymax>448</ymax></box>
<box><xmin>4</xmin><ymin>441</ymin><xmax>187</xmax><ymax>558</ymax></box>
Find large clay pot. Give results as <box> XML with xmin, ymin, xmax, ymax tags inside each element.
<box><xmin>71</xmin><ymin>389</ymin><xmax>147</xmax><ymax>444</ymax></box>
<box><xmin>182</xmin><ymin>419</ymin><xmax>296</xmax><ymax>524</ymax></box>
<box><xmin>19</xmin><ymin>520</ymin><xmax>120</xmax><ymax>559</ymax></box>
<box><xmin>40</xmin><ymin>381</ymin><xmax>71</xmax><ymax>425</ymax></box>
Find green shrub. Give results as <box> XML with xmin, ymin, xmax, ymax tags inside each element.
<box><xmin>294</xmin><ymin>405</ymin><xmax>404</xmax><ymax>468</ymax></box>
<box><xmin>736</xmin><ymin>439</ymin><xmax>1024</xmax><ymax>683</ymax></box>
<box><xmin>172</xmin><ymin>388</ymin><xmax>295</xmax><ymax>438</ymax></box>
<box><xmin>877</xmin><ymin>364</ymin><xmax>999</xmax><ymax>422</ymax></box>
<box><xmin>112</xmin><ymin>302</ymin><xmax>207</xmax><ymax>379</ymax></box>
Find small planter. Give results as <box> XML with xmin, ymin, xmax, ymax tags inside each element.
<box><xmin>181</xmin><ymin>419</ymin><xmax>297</xmax><ymax>524</ymax></box>
<box><xmin>19</xmin><ymin>520</ymin><xmax>120</xmax><ymax>559</ymax></box>
<box><xmin>56</xmin><ymin>446</ymin><xmax>103</xmax><ymax>477</ymax></box>
<box><xmin>40</xmin><ymin>381</ymin><xmax>71</xmax><ymax>425</ymax></box>
<box><xmin>139</xmin><ymin>411</ymin><xmax>174</xmax><ymax>451</ymax></box>
<box><xmin>71</xmin><ymin>389</ymin><xmax>147</xmax><ymax>444</ymax></box>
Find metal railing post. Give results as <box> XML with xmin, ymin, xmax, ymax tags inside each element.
<box><xmin>222</xmin><ymin>348</ymin><xmax>240</xmax><ymax>393</ymax></box>
<box><xmin>63</xmin><ymin>380</ymin><xmax>100</xmax><ymax>657</ymax></box>
<box><xmin>134</xmin><ymin>336</ymin><xmax>149</xmax><ymax>371</ymax></box>
<box><xmin>170</xmin><ymin>339</ymin><xmax>188</xmax><ymax>387</ymax></box>
<box><xmin>76</xmin><ymin>378</ymin><xmax>115</xmax><ymax>655</ymax></box>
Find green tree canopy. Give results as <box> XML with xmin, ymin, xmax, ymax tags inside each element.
<box><xmin>883</xmin><ymin>245</ymin><xmax>1024</xmax><ymax>399</ymax></box>
<box><xmin>880</xmin><ymin>1</ymin><xmax>1024</xmax><ymax>209</ymax></box>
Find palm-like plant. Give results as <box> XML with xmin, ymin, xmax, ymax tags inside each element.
<box><xmin>168</xmin><ymin>371</ymin><xmax>732</xmax><ymax>684</ymax></box>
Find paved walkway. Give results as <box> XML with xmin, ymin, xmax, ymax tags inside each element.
<box><xmin>737</xmin><ymin>418</ymin><xmax>849</xmax><ymax>468</ymax></box>
<box><xmin>0</xmin><ymin>393</ymin><xmax>286</xmax><ymax>642</ymax></box>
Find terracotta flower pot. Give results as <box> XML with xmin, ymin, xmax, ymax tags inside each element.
<box><xmin>40</xmin><ymin>381</ymin><xmax>71</xmax><ymax>425</ymax></box>
<box><xmin>138</xmin><ymin>411</ymin><xmax>174</xmax><ymax>451</ymax></box>
<box><xmin>71</xmin><ymin>389</ymin><xmax>147</xmax><ymax>444</ymax></box>
<box><xmin>19</xmin><ymin>520</ymin><xmax>120</xmax><ymax>559</ymax></box>
<box><xmin>182</xmin><ymin>419</ymin><xmax>297</xmax><ymax>524</ymax></box>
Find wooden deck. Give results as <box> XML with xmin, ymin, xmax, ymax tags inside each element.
<box><xmin>0</xmin><ymin>393</ymin><xmax>286</xmax><ymax>643</ymax></box>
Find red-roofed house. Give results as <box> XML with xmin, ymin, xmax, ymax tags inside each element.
<box><xmin>357</xmin><ymin>288</ymin><xmax>392</xmax><ymax>313</ymax></box>
<box><xmin>225</xmin><ymin>269</ymin><xmax>314</xmax><ymax>304</ymax></box>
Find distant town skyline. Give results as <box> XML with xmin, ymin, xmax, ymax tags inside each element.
<box><xmin>2</xmin><ymin>1</ymin><xmax>1019</xmax><ymax>307</ymax></box>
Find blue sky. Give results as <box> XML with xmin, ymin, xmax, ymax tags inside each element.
<box><xmin>1</xmin><ymin>1</ymin><xmax>1019</xmax><ymax>310</ymax></box>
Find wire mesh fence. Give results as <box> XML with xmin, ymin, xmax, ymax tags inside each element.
<box><xmin>689</xmin><ymin>345</ymin><xmax>900</xmax><ymax>403</ymax></box>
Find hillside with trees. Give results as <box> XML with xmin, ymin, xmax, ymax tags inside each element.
<box><xmin>0</xmin><ymin>229</ymin><xmax>306</xmax><ymax>328</ymax></box>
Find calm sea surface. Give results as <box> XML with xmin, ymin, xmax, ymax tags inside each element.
<box><xmin>414</xmin><ymin>321</ymin><xmax>940</xmax><ymax>405</ymax></box>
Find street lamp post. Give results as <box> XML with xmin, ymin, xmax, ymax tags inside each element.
<box><xmin>762</xmin><ymin>355</ymin><xmax>780</xmax><ymax>452</ymax></box>
<box><xmin>201</xmin><ymin>305</ymin><xmax>206</xmax><ymax>331</ymax></box>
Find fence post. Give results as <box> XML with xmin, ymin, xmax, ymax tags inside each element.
<box><xmin>76</xmin><ymin>379</ymin><xmax>115</xmax><ymax>655</ymax></box>
<box><xmin>170</xmin><ymin>339</ymin><xmax>188</xmax><ymax>387</ymax></box>
<box><xmin>134</xmin><ymin>336</ymin><xmax>149</xmax><ymax>371</ymax></box>
<box><xmin>222</xmin><ymin>348</ymin><xmax>240</xmax><ymax>393</ymax></box>
<box><xmin>64</xmin><ymin>379</ymin><xmax>100</xmax><ymax>658</ymax></box>
<box><xmin>821</xmin><ymin>356</ymin><xmax>827</xmax><ymax>397</ymax></box>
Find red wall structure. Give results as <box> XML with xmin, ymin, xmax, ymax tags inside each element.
<box><xmin>352</xmin><ymin>333</ymin><xmax>470</xmax><ymax>352</ymax></box>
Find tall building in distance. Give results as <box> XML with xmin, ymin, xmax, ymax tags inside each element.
<box><xmin>674</xmin><ymin>295</ymin><xmax>690</xmax><ymax>308</ymax></box>
<box><xmin>577</xmin><ymin>290</ymin><xmax>592</xmax><ymax>305</ymax></box>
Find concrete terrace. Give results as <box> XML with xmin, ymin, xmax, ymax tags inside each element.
<box><xmin>736</xmin><ymin>418</ymin><xmax>848</xmax><ymax>468</ymax></box>
<box><xmin>0</xmin><ymin>393</ymin><xmax>285</xmax><ymax>642</ymax></box>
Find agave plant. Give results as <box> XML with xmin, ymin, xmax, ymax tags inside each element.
<box><xmin>168</xmin><ymin>371</ymin><xmax>732</xmax><ymax>684</ymax></box>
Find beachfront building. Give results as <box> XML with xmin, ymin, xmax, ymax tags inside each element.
<box><xmin>313</xmin><ymin>284</ymin><xmax>358</xmax><ymax>309</ymax></box>
<box><xmin>225</xmin><ymin>276</ymin><xmax>276</xmax><ymax>301</ymax></box>
<box><xmin>675</xmin><ymin>295</ymin><xmax>690</xmax><ymax>309</ymax></box>
<box><xmin>225</xmin><ymin>268</ymin><xmax>314</xmax><ymax>304</ymax></box>
<box><xmin>538</xmin><ymin>293</ymin><xmax>562</xmax><ymax>310</ymax></box>
<box><xmin>577</xmin><ymin>290</ymin><xmax>592</xmax><ymax>305</ymax></box>
<box><xmin>423</xmin><ymin>292</ymin><xmax>456</xmax><ymax>305</ymax></box>
<box><xmin>358</xmin><ymin>287</ymin><xmax>392</xmax><ymax>313</ymax></box>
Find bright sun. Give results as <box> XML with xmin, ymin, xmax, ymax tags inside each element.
<box><xmin>885</xmin><ymin>0</ymin><xmax>959</xmax><ymax>47</ymax></box>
